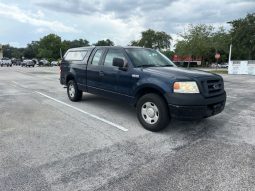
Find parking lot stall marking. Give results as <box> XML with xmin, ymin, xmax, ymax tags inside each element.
<box><xmin>35</xmin><ymin>91</ymin><xmax>129</xmax><ymax>132</ymax></box>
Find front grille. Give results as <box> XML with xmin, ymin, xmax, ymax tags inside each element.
<box><xmin>200</xmin><ymin>78</ymin><xmax>224</xmax><ymax>97</ymax></box>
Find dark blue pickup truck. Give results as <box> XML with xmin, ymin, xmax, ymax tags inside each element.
<box><xmin>60</xmin><ymin>46</ymin><xmax>226</xmax><ymax>131</ymax></box>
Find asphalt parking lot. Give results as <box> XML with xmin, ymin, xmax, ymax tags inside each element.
<box><xmin>0</xmin><ymin>66</ymin><xmax>255</xmax><ymax>191</ymax></box>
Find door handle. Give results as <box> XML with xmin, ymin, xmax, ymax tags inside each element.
<box><xmin>99</xmin><ymin>71</ymin><xmax>104</xmax><ymax>76</ymax></box>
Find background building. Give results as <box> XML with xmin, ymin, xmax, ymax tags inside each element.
<box><xmin>0</xmin><ymin>44</ymin><xmax>3</xmax><ymax>59</ymax></box>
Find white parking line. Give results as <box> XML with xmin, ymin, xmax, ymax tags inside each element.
<box><xmin>35</xmin><ymin>91</ymin><xmax>128</xmax><ymax>132</ymax></box>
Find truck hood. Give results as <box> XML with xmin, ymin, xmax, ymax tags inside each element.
<box><xmin>141</xmin><ymin>67</ymin><xmax>218</xmax><ymax>79</ymax></box>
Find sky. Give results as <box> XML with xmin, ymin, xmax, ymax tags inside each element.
<box><xmin>0</xmin><ymin>0</ymin><xmax>254</xmax><ymax>48</ymax></box>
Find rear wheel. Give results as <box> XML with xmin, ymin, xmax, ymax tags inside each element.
<box><xmin>137</xmin><ymin>93</ymin><xmax>170</xmax><ymax>132</ymax></box>
<box><xmin>67</xmin><ymin>80</ymin><xmax>82</xmax><ymax>102</ymax></box>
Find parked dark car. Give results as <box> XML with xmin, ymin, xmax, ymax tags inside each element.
<box><xmin>60</xmin><ymin>46</ymin><xmax>226</xmax><ymax>131</ymax></box>
<box><xmin>21</xmin><ymin>60</ymin><xmax>35</xmax><ymax>67</ymax></box>
<box><xmin>11</xmin><ymin>58</ymin><xmax>22</xmax><ymax>66</ymax></box>
<box><xmin>38</xmin><ymin>59</ymin><xmax>49</xmax><ymax>66</ymax></box>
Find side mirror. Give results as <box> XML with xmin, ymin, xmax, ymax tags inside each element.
<box><xmin>113</xmin><ymin>57</ymin><xmax>127</xmax><ymax>71</ymax></box>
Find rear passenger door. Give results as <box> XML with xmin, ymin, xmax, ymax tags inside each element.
<box><xmin>86</xmin><ymin>48</ymin><xmax>105</xmax><ymax>94</ymax></box>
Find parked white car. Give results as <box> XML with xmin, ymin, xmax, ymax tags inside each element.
<box><xmin>38</xmin><ymin>59</ymin><xmax>49</xmax><ymax>66</ymax></box>
<box><xmin>51</xmin><ymin>61</ymin><xmax>59</xmax><ymax>66</ymax></box>
<box><xmin>0</xmin><ymin>58</ymin><xmax>12</xmax><ymax>67</ymax></box>
<box><xmin>218</xmin><ymin>63</ymin><xmax>228</xmax><ymax>68</ymax></box>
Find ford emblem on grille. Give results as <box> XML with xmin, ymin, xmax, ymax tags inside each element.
<box><xmin>213</xmin><ymin>84</ymin><xmax>220</xmax><ymax>89</ymax></box>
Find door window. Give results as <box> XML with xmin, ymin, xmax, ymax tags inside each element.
<box><xmin>92</xmin><ymin>49</ymin><xmax>104</xmax><ymax>65</ymax></box>
<box><xmin>104</xmin><ymin>49</ymin><xmax>126</xmax><ymax>67</ymax></box>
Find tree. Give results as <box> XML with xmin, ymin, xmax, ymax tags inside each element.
<box><xmin>24</xmin><ymin>41</ymin><xmax>39</xmax><ymax>59</ymax></box>
<box><xmin>2</xmin><ymin>44</ymin><xmax>13</xmax><ymax>58</ymax></box>
<box><xmin>175</xmin><ymin>24</ymin><xmax>230</xmax><ymax>64</ymax></box>
<box><xmin>62</xmin><ymin>39</ymin><xmax>90</xmax><ymax>54</ymax></box>
<box><xmin>2</xmin><ymin>45</ymin><xmax>24</xmax><ymax>59</ymax></box>
<box><xmin>2</xmin><ymin>35</ymin><xmax>91</xmax><ymax>60</ymax></box>
<box><xmin>210</xmin><ymin>27</ymin><xmax>231</xmax><ymax>63</ymax></box>
<box><xmin>229</xmin><ymin>13</ymin><xmax>255</xmax><ymax>60</ymax></box>
<box><xmin>161</xmin><ymin>50</ymin><xmax>175</xmax><ymax>59</ymax></box>
<box><xmin>37</xmin><ymin>34</ymin><xmax>62</xmax><ymax>60</ymax></box>
<box><xmin>177</xmin><ymin>24</ymin><xmax>213</xmax><ymax>59</ymax></box>
<box><xmin>130</xmin><ymin>29</ymin><xmax>172</xmax><ymax>50</ymax></box>
<box><xmin>94</xmin><ymin>39</ymin><xmax>114</xmax><ymax>46</ymax></box>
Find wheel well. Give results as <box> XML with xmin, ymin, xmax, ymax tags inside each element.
<box><xmin>135</xmin><ymin>87</ymin><xmax>168</xmax><ymax>107</ymax></box>
<box><xmin>66</xmin><ymin>75</ymin><xmax>74</xmax><ymax>84</ymax></box>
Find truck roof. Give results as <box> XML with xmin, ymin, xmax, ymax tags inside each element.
<box><xmin>67</xmin><ymin>46</ymin><xmax>145</xmax><ymax>51</ymax></box>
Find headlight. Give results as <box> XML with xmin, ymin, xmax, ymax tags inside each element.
<box><xmin>173</xmin><ymin>81</ymin><xmax>200</xmax><ymax>93</ymax></box>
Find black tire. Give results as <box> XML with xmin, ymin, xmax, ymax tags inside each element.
<box><xmin>67</xmin><ymin>80</ymin><xmax>82</xmax><ymax>102</ymax></box>
<box><xmin>137</xmin><ymin>93</ymin><xmax>170</xmax><ymax>132</ymax></box>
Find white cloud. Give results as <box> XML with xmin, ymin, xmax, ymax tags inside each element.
<box><xmin>0</xmin><ymin>0</ymin><xmax>254</xmax><ymax>47</ymax></box>
<box><xmin>72</xmin><ymin>14</ymin><xmax>145</xmax><ymax>45</ymax></box>
<box><xmin>0</xmin><ymin>2</ymin><xmax>77</xmax><ymax>33</ymax></box>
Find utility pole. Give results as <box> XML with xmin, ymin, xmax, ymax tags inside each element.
<box><xmin>228</xmin><ymin>44</ymin><xmax>232</xmax><ymax>64</ymax></box>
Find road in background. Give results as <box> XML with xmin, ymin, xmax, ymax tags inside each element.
<box><xmin>0</xmin><ymin>66</ymin><xmax>255</xmax><ymax>191</ymax></box>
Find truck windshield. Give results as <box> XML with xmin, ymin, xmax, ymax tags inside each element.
<box><xmin>125</xmin><ymin>48</ymin><xmax>176</xmax><ymax>68</ymax></box>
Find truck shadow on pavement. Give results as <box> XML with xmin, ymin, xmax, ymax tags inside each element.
<box><xmin>80</xmin><ymin>93</ymin><xmax>223</xmax><ymax>140</ymax></box>
<box><xmin>79</xmin><ymin>92</ymin><xmax>252</xmax><ymax>146</ymax></box>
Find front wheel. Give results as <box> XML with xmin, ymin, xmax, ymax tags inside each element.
<box><xmin>67</xmin><ymin>80</ymin><xmax>82</xmax><ymax>102</ymax></box>
<box><xmin>137</xmin><ymin>93</ymin><xmax>170</xmax><ymax>132</ymax></box>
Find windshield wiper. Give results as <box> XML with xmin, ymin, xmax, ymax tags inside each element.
<box><xmin>161</xmin><ymin>65</ymin><xmax>174</xmax><ymax>67</ymax></box>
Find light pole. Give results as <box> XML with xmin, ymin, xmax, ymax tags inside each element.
<box><xmin>228</xmin><ymin>42</ymin><xmax>232</xmax><ymax>64</ymax></box>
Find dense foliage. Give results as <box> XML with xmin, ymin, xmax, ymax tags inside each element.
<box><xmin>175</xmin><ymin>13</ymin><xmax>255</xmax><ymax>64</ymax></box>
<box><xmin>3</xmin><ymin>34</ymin><xmax>90</xmax><ymax>61</ymax></box>
<box><xmin>229</xmin><ymin>13</ymin><xmax>255</xmax><ymax>60</ymax></box>
<box><xmin>175</xmin><ymin>25</ymin><xmax>231</xmax><ymax>65</ymax></box>
<box><xmin>93</xmin><ymin>39</ymin><xmax>114</xmax><ymax>46</ymax></box>
<box><xmin>130</xmin><ymin>29</ymin><xmax>172</xmax><ymax>50</ymax></box>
